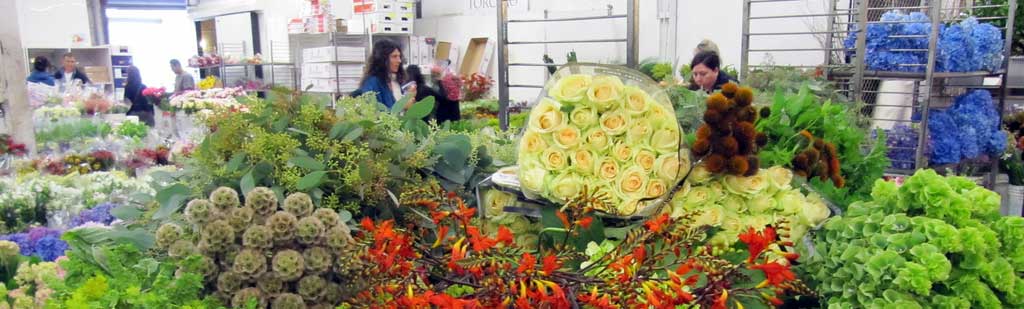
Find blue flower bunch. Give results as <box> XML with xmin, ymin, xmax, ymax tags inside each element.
<box><xmin>0</xmin><ymin>227</ymin><xmax>67</xmax><ymax>261</ymax></box>
<box><xmin>928</xmin><ymin>90</ymin><xmax>1006</xmax><ymax>165</ymax></box>
<box><xmin>880</xmin><ymin>125</ymin><xmax>919</xmax><ymax>169</ymax></box>
<box><xmin>845</xmin><ymin>12</ymin><xmax>1004</xmax><ymax>72</ymax></box>
<box><xmin>69</xmin><ymin>202</ymin><xmax>116</xmax><ymax>228</ymax></box>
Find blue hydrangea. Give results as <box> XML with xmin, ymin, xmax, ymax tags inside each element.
<box><xmin>0</xmin><ymin>233</ymin><xmax>32</xmax><ymax>256</ymax></box>
<box><xmin>851</xmin><ymin>11</ymin><xmax>1004</xmax><ymax>72</ymax></box>
<box><xmin>928</xmin><ymin>90</ymin><xmax>1004</xmax><ymax>164</ymax></box>
<box><xmin>928</xmin><ymin>110</ymin><xmax>962</xmax><ymax>165</ymax></box>
<box><xmin>26</xmin><ymin>227</ymin><xmax>61</xmax><ymax>244</ymax></box>
<box><xmin>880</xmin><ymin>125</ymin><xmax>919</xmax><ymax>170</ymax></box>
<box><xmin>70</xmin><ymin>203</ymin><xmax>116</xmax><ymax>228</ymax></box>
<box><xmin>987</xmin><ymin>130</ymin><xmax>1008</xmax><ymax>155</ymax></box>
<box><xmin>34</xmin><ymin>235</ymin><xmax>67</xmax><ymax>261</ymax></box>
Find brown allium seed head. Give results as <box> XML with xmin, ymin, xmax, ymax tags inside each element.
<box><xmin>755</xmin><ymin>133</ymin><xmax>768</xmax><ymax>147</ymax></box>
<box><xmin>704</xmin><ymin>109</ymin><xmax>723</xmax><ymax>124</ymax></box>
<box><xmin>721</xmin><ymin>82</ymin><xmax>739</xmax><ymax>98</ymax></box>
<box><xmin>735</xmin><ymin>87</ymin><xmax>754</xmax><ymax>107</ymax></box>
<box><xmin>728</xmin><ymin>156</ymin><xmax>749</xmax><ymax>175</ymax></box>
<box><xmin>759</xmin><ymin>107</ymin><xmax>771</xmax><ymax>119</ymax></box>
<box><xmin>804</xmin><ymin>148</ymin><xmax>820</xmax><ymax>164</ymax></box>
<box><xmin>704</xmin><ymin>154</ymin><xmax>727</xmax><ymax>173</ymax></box>
<box><xmin>707</xmin><ymin>93</ymin><xmax>730</xmax><ymax>112</ymax></box>
<box><xmin>697</xmin><ymin>124</ymin><xmax>712</xmax><ymax>140</ymax></box>
<box><xmin>692</xmin><ymin>138</ymin><xmax>711</xmax><ymax>156</ymax></box>
<box><xmin>745</xmin><ymin>156</ymin><xmax>760</xmax><ymax>176</ymax></box>
<box><xmin>720</xmin><ymin>136</ymin><xmax>739</xmax><ymax>157</ymax></box>
<box><xmin>793</xmin><ymin>153</ymin><xmax>809</xmax><ymax>170</ymax></box>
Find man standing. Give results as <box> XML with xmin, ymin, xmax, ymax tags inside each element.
<box><xmin>52</xmin><ymin>53</ymin><xmax>90</xmax><ymax>85</ymax></box>
<box><xmin>170</xmin><ymin>59</ymin><xmax>195</xmax><ymax>94</ymax></box>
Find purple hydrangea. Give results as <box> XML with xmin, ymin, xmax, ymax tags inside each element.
<box><xmin>0</xmin><ymin>233</ymin><xmax>32</xmax><ymax>256</ymax></box>
<box><xmin>26</xmin><ymin>227</ymin><xmax>62</xmax><ymax>244</ymax></box>
<box><xmin>70</xmin><ymin>203</ymin><xmax>117</xmax><ymax>228</ymax></box>
<box><xmin>882</xmin><ymin>125</ymin><xmax>919</xmax><ymax>170</ymax></box>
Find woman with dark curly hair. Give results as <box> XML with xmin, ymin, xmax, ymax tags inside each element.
<box><xmin>353</xmin><ymin>39</ymin><xmax>417</xmax><ymax>109</ymax></box>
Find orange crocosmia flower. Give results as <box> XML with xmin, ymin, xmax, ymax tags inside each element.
<box><xmin>633</xmin><ymin>246</ymin><xmax>646</xmax><ymax>263</ymax></box>
<box><xmin>430</xmin><ymin>211</ymin><xmax>450</xmax><ymax>224</ymax></box>
<box><xmin>496</xmin><ymin>226</ymin><xmax>514</xmax><ymax>246</ymax></box>
<box><xmin>466</xmin><ymin>226</ymin><xmax>497</xmax><ymax>252</ymax></box>
<box><xmin>555</xmin><ymin>211</ymin><xmax>571</xmax><ymax>228</ymax></box>
<box><xmin>541</xmin><ymin>255</ymin><xmax>562</xmax><ymax>275</ymax></box>
<box><xmin>750</xmin><ymin>262</ymin><xmax>796</xmax><ymax>286</ymax></box>
<box><xmin>644</xmin><ymin>214</ymin><xmax>670</xmax><ymax>233</ymax></box>
<box><xmin>768</xmin><ymin>297</ymin><xmax>784</xmax><ymax>306</ymax></box>
<box><xmin>414</xmin><ymin>199</ymin><xmax>440</xmax><ymax>209</ymax></box>
<box><xmin>711</xmin><ymin>290</ymin><xmax>728</xmax><ymax>309</ymax></box>
<box><xmin>576</xmin><ymin>216</ymin><xmax>594</xmax><ymax>229</ymax></box>
<box><xmin>360</xmin><ymin>217</ymin><xmax>375</xmax><ymax>233</ymax></box>
<box><xmin>433</xmin><ymin>225</ymin><xmax>450</xmax><ymax>248</ymax></box>
<box><xmin>738</xmin><ymin>226</ymin><xmax>776</xmax><ymax>263</ymax></box>
<box><xmin>517</xmin><ymin>252</ymin><xmax>537</xmax><ymax>274</ymax></box>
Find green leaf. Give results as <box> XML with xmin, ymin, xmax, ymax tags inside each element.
<box><xmin>391</xmin><ymin>93</ymin><xmax>412</xmax><ymax>115</ymax></box>
<box><xmin>437</xmin><ymin>134</ymin><xmax>473</xmax><ymax>167</ymax></box>
<box><xmin>404</xmin><ymin>96</ymin><xmax>435</xmax><ymax>119</ymax></box>
<box><xmin>240</xmin><ymin>171</ymin><xmax>256</xmax><ymax>196</ymax></box>
<box><xmin>338</xmin><ymin>209</ymin><xmax>353</xmax><ymax>222</ymax></box>
<box><xmin>341</xmin><ymin>126</ymin><xmax>364</xmax><ymax>142</ymax></box>
<box><xmin>329</xmin><ymin>122</ymin><xmax>350</xmax><ymax>139</ymax></box>
<box><xmin>289</xmin><ymin>156</ymin><xmax>325</xmax><ymax>171</ymax></box>
<box><xmin>110</xmin><ymin>205</ymin><xmax>142</xmax><ymax>221</ymax></box>
<box><xmin>226</xmin><ymin>153</ymin><xmax>247</xmax><ymax>172</ymax></box>
<box><xmin>153</xmin><ymin>184</ymin><xmax>190</xmax><ymax>219</ymax></box>
<box><xmin>297</xmin><ymin>171</ymin><xmax>328</xmax><ymax>190</ymax></box>
<box><xmin>272</xmin><ymin>116</ymin><xmax>291</xmax><ymax>132</ymax></box>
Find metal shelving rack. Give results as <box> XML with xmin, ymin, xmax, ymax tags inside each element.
<box><xmin>741</xmin><ymin>0</ymin><xmax>1017</xmax><ymax>188</ymax></box>
<box><xmin>195</xmin><ymin>40</ymin><xmax>297</xmax><ymax>92</ymax></box>
<box><xmin>289</xmin><ymin>32</ymin><xmax>370</xmax><ymax>98</ymax></box>
<box><xmin>496</xmin><ymin>0</ymin><xmax>640</xmax><ymax>130</ymax></box>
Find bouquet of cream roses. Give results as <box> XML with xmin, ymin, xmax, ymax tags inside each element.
<box><xmin>518</xmin><ymin>65</ymin><xmax>684</xmax><ymax>216</ymax></box>
<box><xmin>670</xmin><ymin>165</ymin><xmax>832</xmax><ymax>247</ymax></box>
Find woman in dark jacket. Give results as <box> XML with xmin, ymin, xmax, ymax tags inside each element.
<box><xmin>123</xmin><ymin>66</ymin><xmax>154</xmax><ymax>126</ymax></box>
<box><xmin>352</xmin><ymin>39</ymin><xmax>416</xmax><ymax>110</ymax></box>
<box><xmin>687</xmin><ymin>51</ymin><xmax>737</xmax><ymax>93</ymax></box>
<box><xmin>26</xmin><ymin>56</ymin><xmax>55</xmax><ymax>86</ymax></box>
<box><xmin>406</xmin><ymin>65</ymin><xmax>460</xmax><ymax>123</ymax></box>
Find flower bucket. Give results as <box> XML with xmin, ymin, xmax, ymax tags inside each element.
<box><xmin>1004</xmin><ymin>185</ymin><xmax>1024</xmax><ymax>216</ymax></box>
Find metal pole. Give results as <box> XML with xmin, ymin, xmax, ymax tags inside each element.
<box><xmin>626</xmin><ymin>0</ymin><xmax>639</xmax><ymax>69</ymax></box>
<box><xmin>497</xmin><ymin>0</ymin><xmax>509</xmax><ymax>131</ymax></box>
<box><xmin>852</xmin><ymin>0</ymin><xmax>870</xmax><ymax>104</ymax></box>
<box><xmin>992</xmin><ymin>0</ymin><xmax>1017</xmax><ymax>189</ymax></box>
<box><xmin>822</xmin><ymin>0</ymin><xmax>838</xmax><ymax>80</ymax></box>
<box><xmin>915</xmin><ymin>2</ymin><xmax>941</xmax><ymax>171</ymax></box>
<box><xmin>740</xmin><ymin>0</ymin><xmax>751</xmax><ymax>80</ymax></box>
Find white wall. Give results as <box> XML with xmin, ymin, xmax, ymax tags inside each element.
<box><xmin>107</xmin><ymin>9</ymin><xmax>198</xmax><ymax>90</ymax></box>
<box><xmin>16</xmin><ymin>0</ymin><xmax>93</xmax><ymax>48</ymax></box>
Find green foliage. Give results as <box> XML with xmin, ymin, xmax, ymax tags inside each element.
<box><xmin>665</xmin><ymin>85</ymin><xmax>708</xmax><ymax>133</ymax></box>
<box><xmin>639</xmin><ymin>59</ymin><xmax>674</xmax><ymax>82</ymax></box>
<box><xmin>115</xmin><ymin>121</ymin><xmax>150</xmax><ymax>140</ymax></box>
<box><xmin>804</xmin><ymin>170</ymin><xmax>1024</xmax><ymax>308</ymax></box>
<box><xmin>756</xmin><ymin>84</ymin><xmax>888</xmax><ymax>209</ymax></box>
<box><xmin>47</xmin><ymin>235</ymin><xmax>217</xmax><ymax>308</ymax></box>
<box><xmin>35</xmin><ymin>119</ymin><xmax>112</xmax><ymax>145</ymax></box>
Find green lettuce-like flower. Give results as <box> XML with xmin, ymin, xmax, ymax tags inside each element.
<box><xmin>893</xmin><ymin>262</ymin><xmax>931</xmax><ymax>296</ymax></box>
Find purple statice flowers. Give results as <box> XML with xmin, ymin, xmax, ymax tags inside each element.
<box><xmin>928</xmin><ymin>90</ymin><xmax>1006</xmax><ymax>165</ymax></box>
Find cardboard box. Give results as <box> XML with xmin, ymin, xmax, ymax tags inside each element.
<box><xmin>303</xmin><ymin>46</ymin><xmax>366</xmax><ymax>63</ymax></box>
<box><xmin>459</xmin><ymin>38</ymin><xmax>495</xmax><ymax>76</ymax></box>
<box><xmin>302</xmin><ymin>63</ymin><xmax>364</xmax><ymax>79</ymax></box>
<box><xmin>84</xmin><ymin>66</ymin><xmax>111</xmax><ymax>84</ymax></box>
<box><xmin>349</xmin><ymin>13</ymin><xmax>413</xmax><ymax>34</ymax></box>
<box><xmin>436</xmin><ymin>41</ymin><xmax>452</xmax><ymax>62</ymax></box>
<box><xmin>394</xmin><ymin>1</ymin><xmax>414</xmax><ymax>13</ymax></box>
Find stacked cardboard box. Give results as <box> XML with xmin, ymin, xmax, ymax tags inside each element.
<box><xmin>351</xmin><ymin>0</ymin><xmax>415</xmax><ymax>34</ymax></box>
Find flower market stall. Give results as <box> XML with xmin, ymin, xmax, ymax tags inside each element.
<box><xmin>0</xmin><ymin>0</ymin><xmax>1019</xmax><ymax>308</ymax></box>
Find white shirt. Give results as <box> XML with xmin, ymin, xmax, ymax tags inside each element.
<box><xmin>389</xmin><ymin>73</ymin><xmax>402</xmax><ymax>102</ymax></box>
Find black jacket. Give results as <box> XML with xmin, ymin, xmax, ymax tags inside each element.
<box><xmin>53</xmin><ymin>68</ymin><xmax>91</xmax><ymax>84</ymax></box>
<box><xmin>415</xmin><ymin>84</ymin><xmax>460</xmax><ymax>123</ymax></box>
<box><xmin>689</xmin><ymin>70</ymin><xmax>738</xmax><ymax>93</ymax></box>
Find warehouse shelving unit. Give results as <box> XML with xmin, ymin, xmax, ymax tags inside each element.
<box><xmin>741</xmin><ymin>0</ymin><xmax>1017</xmax><ymax>188</ymax></box>
<box><xmin>495</xmin><ymin>0</ymin><xmax>640</xmax><ymax>130</ymax></box>
<box><xmin>194</xmin><ymin>40</ymin><xmax>297</xmax><ymax>92</ymax></box>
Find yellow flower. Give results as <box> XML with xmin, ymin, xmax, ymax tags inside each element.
<box><xmin>596</xmin><ymin>157</ymin><xmax>620</xmax><ymax>181</ymax></box>
<box><xmin>549</xmin><ymin>74</ymin><xmax>592</xmax><ymax>103</ymax></box>
<box><xmin>634</xmin><ymin>148</ymin><xmax>657</xmax><ymax>172</ymax></box>
<box><xmin>520</xmin><ymin>131</ymin><xmax>547</xmax><ymax>154</ymax></box>
<box><xmin>519</xmin><ymin>165</ymin><xmax>548</xmax><ymax>194</ymax></box>
<box><xmin>569</xmin><ymin>106</ymin><xmax>598</xmax><ymax>128</ymax></box>
<box><xmin>612</xmin><ymin>143</ymin><xmax>634</xmax><ymax>163</ymax></box>
<box><xmin>622</xmin><ymin>86</ymin><xmax>653</xmax><ymax>115</ymax></box>
<box><xmin>645</xmin><ymin>179</ymin><xmax>667</xmax><ymax>198</ymax></box>
<box><xmin>483</xmin><ymin>190</ymin><xmax>517</xmax><ymax>218</ymax></box>
<box><xmin>541</xmin><ymin>148</ymin><xmax>568</xmax><ymax>171</ymax></box>
<box><xmin>584</xmin><ymin>128</ymin><xmax>611</xmax><ymax>150</ymax></box>
<box><xmin>587</xmin><ymin>76</ymin><xmax>624</xmax><ymax>110</ymax></box>
<box><xmin>572</xmin><ymin>149</ymin><xmax>596</xmax><ymax>175</ymax></box>
<box><xmin>691</xmin><ymin>204</ymin><xmax>726</xmax><ymax>226</ymax></box>
<box><xmin>599</xmin><ymin>110</ymin><xmax>629</xmax><ymax>136</ymax></box>
<box><xmin>528</xmin><ymin>98</ymin><xmax>565</xmax><ymax>133</ymax></box>
<box><xmin>552</xmin><ymin>125</ymin><xmax>582</xmax><ymax>149</ymax></box>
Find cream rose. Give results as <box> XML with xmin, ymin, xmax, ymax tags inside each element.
<box><xmin>776</xmin><ymin>190</ymin><xmax>808</xmax><ymax>215</ymax></box>
<box><xmin>688</xmin><ymin>165</ymin><xmax>712</xmax><ymax>184</ymax></box>
<box><xmin>520</xmin><ymin>131</ymin><xmax>547</xmax><ymax>154</ymax></box>
<box><xmin>584</xmin><ymin>128</ymin><xmax>611</xmax><ymax>151</ymax></box>
<box><xmin>654</xmin><ymin>153</ymin><xmax>681</xmax><ymax>183</ymax></box>
<box><xmin>622</xmin><ymin>86</ymin><xmax>652</xmax><ymax>115</ymax></box>
<box><xmin>645</xmin><ymin>179</ymin><xmax>668</xmax><ymax>199</ymax></box>
<box><xmin>720</xmin><ymin>195</ymin><xmax>746</xmax><ymax>214</ymax></box>
<box><xmin>766</xmin><ymin>166</ymin><xmax>794</xmax><ymax>192</ymax></box>
<box><xmin>587</xmin><ymin>76</ymin><xmax>624</xmax><ymax>110</ymax></box>
<box><xmin>612</xmin><ymin>143</ymin><xmax>635</xmax><ymax>163</ymax></box>
<box><xmin>650</xmin><ymin>126</ymin><xmax>681</xmax><ymax>155</ymax></box>
<box><xmin>483</xmin><ymin>189</ymin><xmax>516</xmax><ymax>218</ymax></box>
<box><xmin>617</xmin><ymin>199</ymin><xmax>641</xmax><ymax>216</ymax></box>
<box><xmin>723</xmin><ymin>173</ymin><xmax>769</xmax><ymax>197</ymax></box>
<box><xmin>802</xmin><ymin>193</ymin><xmax>831</xmax><ymax>225</ymax></box>
<box><xmin>692</xmin><ymin>204</ymin><xmax>726</xmax><ymax>226</ymax></box>
<box><xmin>569</xmin><ymin>106</ymin><xmax>598</xmax><ymax>128</ymax></box>
<box><xmin>541</xmin><ymin>148</ymin><xmax>568</xmax><ymax>171</ymax></box>
<box><xmin>552</xmin><ymin>125</ymin><xmax>582</xmax><ymax>149</ymax></box>
<box><xmin>634</xmin><ymin>148</ymin><xmax>657</xmax><ymax>173</ymax></box>
<box><xmin>550</xmin><ymin>173</ymin><xmax>584</xmax><ymax>202</ymax></box>
<box><xmin>596</xmin><ymin>157</ymin><xmax>620</xmax><ymax>181</ymax></box>
<box><xmin>520</xmin><ymin>165</ymin><xmax>548</xmax><ymax>194</ymax></box>
<box><xmin>617</xmin><ymin>166</ymin><xmax>649</xmax><ymax>199</ymax></box>
<box><xmin>599</xmin><ymin>111</ymin><xmax>629</xmax><ymax>136</ymax></box>
<box><xmin>572</xmin><ymin>149</ymin><xmax>596</xmax><ymax>175</ymax></box>
<box><xmin>528</xmin><ymin>98</ymin><xmax>565</xmax><ymax>134</ymax></box>
<box><xmin>625</xmin><ymin>122</ymin><xmax>652</xmax><ymax>146</ymax></box>
<box><xmin>748</xmin><ymin>194</ymin><xmax>774</xmax><ymax>213</ymax></box>
<box><xmin>682</xmin><ymin>186</ymin><xmax>717</xmax><ymax>209</ymax></box>
<box><xmin>549</xmin><ymin>74</ymin><xmax>592</xmax><ymax>103</ymax></box>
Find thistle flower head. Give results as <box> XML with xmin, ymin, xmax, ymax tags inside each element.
<box><xmin>283</xmin><ymin>192</ymin><xmax>314</xmax><ymax>217</ymax></box>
